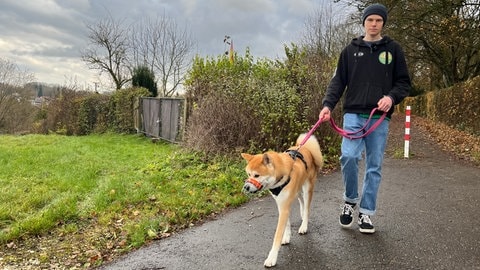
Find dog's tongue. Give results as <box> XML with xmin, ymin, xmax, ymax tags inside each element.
<box><xmin>247</xmin><ymin>178</ymin><xmax>263</xmax><ymax>189</ymax></box>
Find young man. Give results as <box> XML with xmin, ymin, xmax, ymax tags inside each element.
<box><xmin>318</xmin><ymin>3</ymin><xmax>411</xmax><ymax>233</ymax></box>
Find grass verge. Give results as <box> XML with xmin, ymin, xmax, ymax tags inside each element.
<box><xmin>0</xmin><ymin>134</ymin><xmax>250</xmax><ymax>268</ymax></box>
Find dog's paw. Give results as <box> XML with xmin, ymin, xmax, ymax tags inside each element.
<box><xmin>298</xmin><ymin>223</ymin><xmax>308</xmax><ymax>235</ymax></box>
<box><xmin>281</xmin><ymin>228</ymin><xmax>291</xmax><ymax>245</ymax></box>
<box><xmin>281</xmin><ymin>234</ymin><xmax>290</xmax><ymax>245</ymax></box>
<box><xmin>264</xmin><ymin>250</ymin><xmax>278</xmax><ymax>267</ymax></box>
<box><xmin>264</xmin><ymin>257</ymin><xmax>277</xmax><ymax>268</ymax></box>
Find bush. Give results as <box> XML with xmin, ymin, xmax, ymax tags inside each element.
<box><xmin>183</xmin><ymin>46</ymin><xmax>342</xmax><ymax>165</ymax></box>
<box><xmin>109</xmin><ymin>87</ymin><xmax>151</xmax><ymax>134</ymax></box>
<box><xmin>33</xmin><ymin>87</ymin><xmax>151</xmax><ymax>135</ymax></box>
<box><xmin>399</xmin><ymin>76</ymin><xmax>480</xmax><ymax>136</ymax></box>
<box><xmin>1</xmin><ymin>98</ymin><xmax>38</xmax><ymax>134</ymax></box>
<box><xmin>76</xmin><ymin>94</ymin><xmax>111</xmax><ymax>135</ymax></box>
<box><xmin>37</xmin><ymin>89</ymin><xmax>85</xmax><ymax>135</ymax></box>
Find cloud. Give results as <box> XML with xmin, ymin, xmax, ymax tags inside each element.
<box><xmin>0</xmin><ymin>0</ymin><xmax>334</xmax><ymax>87</ymax></box>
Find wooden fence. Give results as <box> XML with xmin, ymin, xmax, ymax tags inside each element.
<box><xmin>136</xmin><ymin>97</ymin><xmax>186</xmax><ymax>142</ymax></box>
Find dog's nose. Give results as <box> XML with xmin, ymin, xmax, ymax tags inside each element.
<box><xmin>243</xmin><ymin>182</ymin><xmax>259</xmax><ymax>193</ymax></box>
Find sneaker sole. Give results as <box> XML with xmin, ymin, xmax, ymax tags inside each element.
<box><xmin>339</xmin><ymin>220</ymin><xmax>354</xmax><ymax>228</ymax></box>
<box><xmin>359</xmin><ymin>227</ymin><xmax>375</xmax><ymax>234</ymax></box>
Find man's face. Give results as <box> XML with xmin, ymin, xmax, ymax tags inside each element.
<box><xmin>364</xmin><ymin>14</ymin><xmax>384</xmax><ymax>36</ymax></box>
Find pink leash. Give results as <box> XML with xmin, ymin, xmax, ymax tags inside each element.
<box><xmin>297</xmin><ymin>117</ymin><xmax>324</xmax><ymax>148</ymax></box>
<box><xmin>329</xmin><ymin>108</ymin><xmax>386</xmax><ymax>140</ymax></box>
<box><xmin>297</xmin><ymin>108</ymin><xmax>387</xmax><ymax>148</ymax></box>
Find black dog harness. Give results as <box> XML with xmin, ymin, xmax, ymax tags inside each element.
<box><xmin>269</xmin><ymin>150</ymin><xmax>308</xmax><ymax>196</ymax></box>
<box><xmin>285</xmin><ymin>149</ymin><xmax>308</xmax><ymax>170</ymax></box>
<box><xmin>269</xmin><ymin>176</ymin><xmax>290</xmax><ymax>196</ymax></box>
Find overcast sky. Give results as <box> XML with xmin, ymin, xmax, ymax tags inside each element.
<box><xmin>0</xmin><ymin>0</ymin><xmax>350</xmax><ymax>90</ymax></box>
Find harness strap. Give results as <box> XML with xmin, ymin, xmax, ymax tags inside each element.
<box><xmin>285</xmin><ymin>150</ymin><xmax>308</xmax><ymax>169</ymax></box>
<box><xmin>330</xmin><ymin>108</ymin><xmax>387</xmax><ymax>139</ymax></box>
<box><xmin>269</xmin><ymin>176</ymin><xmax>291</xmax><ymax>196</ymax></box>
<box><xmin>269</xmin><ymin>150</ymin><xmax>307</xmax><ymax>196</ymax></box>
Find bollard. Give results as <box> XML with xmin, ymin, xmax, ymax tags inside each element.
<box><xmin>404</xmin><ymin>106</ymin><xmax>411</xmax><ymax>158</ymax></box>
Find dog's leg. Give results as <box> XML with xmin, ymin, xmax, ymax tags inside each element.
<box><xmin>264</xmin><ymin>194</ymin><xmax>293</xmax><ymax>268</ymax></box>
<box><xmin>282</xmin><ymin>218</ymin><xmax>291</xmax><ymax>245</ymax></box>
<box><xmin>298</xmin><ymin>189</ymin><xmax>305</xmax><ymax>221</ymax></box>
<box><xmin>298</xmin><ymin>181</ymin><xmax>313</xmax><ymax>234</ymax></box>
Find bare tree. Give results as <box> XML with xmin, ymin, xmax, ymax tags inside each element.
<box><xmin>301</xmin><ymin>1</ymin><xmax>358</xmax><ymax>58</ymax></box>
<box><xmin>81</xmin><ymin>15</ymin><xmax>131</xmax><ymax>90</ymax></box>
<box><xmin>0</xmin><ymin>58</ymin><xmax>35</xmax><ymax>133</ymax></box>
<box><xmin>351</xmin><ymin>0</ymin><xmax>480</xmax><ymax>89</ymax></box>
<box><xmin>385</xmin><ymin>0</ymin><xmax>480</xmax><ymax>88</ymax></box>
<box><xmin>130</xmin><ymin>15</ymin><xmax>195</xmax><ymax>96</ymax></box>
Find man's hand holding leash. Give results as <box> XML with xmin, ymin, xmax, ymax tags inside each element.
<box><xmin>319</xmin><ymin>95</ymin><xmax>393</xmax><ymax>123</ymax></box>
<box><xmin>318</xmin><ymin>107</ymin><xmax>331</xmax><ymax>123</ymax></box>
<box><xmin>378</xmin><ymin>95</ymin><xmax>394</xmax><ymax>112</ymax></box>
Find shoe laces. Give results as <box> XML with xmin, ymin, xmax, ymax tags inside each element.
<box><xmin>359</xmin><ymin>214</ymin><xmax>372</xmax><ymax>225</ymax></box>
<box><xmin>342</xmin><ymin>204</ymin><xmax>354</xmax><ymax>216</ymax></box>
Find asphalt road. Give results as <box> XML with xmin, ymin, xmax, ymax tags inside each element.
<box><xmin>98</xmin><ymin>119</ymin><xmax>480</xmax><ymax>270</ymax></box>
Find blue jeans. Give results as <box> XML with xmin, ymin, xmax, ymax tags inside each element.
<box><xmin>340</xmin><ymin>113</ymin><xmax>389</xmax><ymax>216</ymax></box>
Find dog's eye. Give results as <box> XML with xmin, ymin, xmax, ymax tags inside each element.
<box><xmin>253</xmin><ymin>174</ymin><xmax>260</xmax><ymax>178</ymax></box>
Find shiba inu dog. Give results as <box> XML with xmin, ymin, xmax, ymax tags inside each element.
<box><xmin>241</xmin><ymin>134</ymin><xmax>324</xmax><ymax>267</ymax></box>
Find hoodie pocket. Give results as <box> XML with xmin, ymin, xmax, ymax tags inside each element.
<box><xmin>345</xmin><ymin>83</ymin><xmax>384</xmax><ymax>109</ymax></box>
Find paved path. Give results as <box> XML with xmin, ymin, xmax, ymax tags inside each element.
<box><xmin>98</xmin><ymin>117</ymin><xmax>480</xmax><ymax>270</ymax></box>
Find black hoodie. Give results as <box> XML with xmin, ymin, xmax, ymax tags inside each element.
<box><xmin>322</xmin><ymin>35</ymin><xmax>411</xmax><ymax>118</ymax></box>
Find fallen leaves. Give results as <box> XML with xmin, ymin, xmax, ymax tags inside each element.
<box><xmin>414</xmin><ymin>116</ymin><xmax>480</xmax><ymax>165</ymax></box>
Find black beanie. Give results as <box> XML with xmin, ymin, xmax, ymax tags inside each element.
<box><xmin>362</xmin><ymin>3</ymin><xmax>387</xmax><ymax>26</ymax></box>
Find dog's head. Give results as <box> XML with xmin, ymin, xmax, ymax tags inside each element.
<box><xmin>241</xmin><ymin>152</ymin><xmax>278</xmax><ymax>193</ymax></box>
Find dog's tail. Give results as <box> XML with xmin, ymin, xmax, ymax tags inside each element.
<box><xmin>296</xmin><ymin>134</ymin><xmax>324</xmax><ymax>171</ymax></box>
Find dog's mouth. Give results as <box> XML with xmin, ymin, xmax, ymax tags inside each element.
<box><xmin>247</xmin><ymin>178</ymin><xmax>263</xmax><ymax>189</ymax></box>
<box><xmin>243</xmin><ymin>178</ymin><xmax>263</xmax><ymax>193</ymax></box>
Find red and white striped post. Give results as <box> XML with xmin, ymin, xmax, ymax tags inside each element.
<box><xmin>404</xmin><ymin>106</ymin><xmax>411</xmax><ymax>158</ymax></box>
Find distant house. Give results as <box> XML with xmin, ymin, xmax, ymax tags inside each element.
<box><xmin>32</xmin><ymin>96</ymin><xmax>52</xmax><ymax>107</ymax></box>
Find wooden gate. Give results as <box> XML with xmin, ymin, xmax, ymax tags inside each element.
<box><xmin>137</xmin><ymin>97</ymin><xmax>185</xmax><ymax>142</ymax></box>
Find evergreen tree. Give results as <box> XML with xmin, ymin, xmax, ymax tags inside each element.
<box><xmin>132</xmin><ymin>65</ymin><xmax>158</xmax><ymax>97</ymax></box>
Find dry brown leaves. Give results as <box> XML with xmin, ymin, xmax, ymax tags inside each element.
<box><xmin>413</xmin><ymin>116</ymin><xmax>480</xmax><ymax>165</ymax></box>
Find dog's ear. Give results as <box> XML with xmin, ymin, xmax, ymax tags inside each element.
<box><xmin>262</xmin><ymin>153</ymin><xmax>272</xmax><ymax>165</ymax></box>
<box><xmin>241</xmin><ymin>153</ymin><xmax>253</xmax><ymax>161</ymax></box>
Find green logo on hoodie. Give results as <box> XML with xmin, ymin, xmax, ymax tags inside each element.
<box><xmin>379</xmin><ymin>51</ymin><xmax>393</xmax><ymax>65</ymax></box>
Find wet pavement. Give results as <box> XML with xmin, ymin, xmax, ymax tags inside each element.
<box><xmin>98</xmin><ymin>121</ymin><xmax>480</xmax><ymax>270</ymax></box>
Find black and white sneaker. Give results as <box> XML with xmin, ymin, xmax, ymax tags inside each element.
<box><xmin>358</xmin><ymin>213</ymin><xmax>375</xmax><ymax>234</ymax></box>
<box><xmin>339</xmin><ymin>203</ymin><xmax>355</xmax><ymax>228</ymax></box>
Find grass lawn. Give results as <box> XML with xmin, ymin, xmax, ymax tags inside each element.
<box><xmin>0</xmin><ymin>133</ymin><xmax>250</xmax><ymax>268</ymax></box>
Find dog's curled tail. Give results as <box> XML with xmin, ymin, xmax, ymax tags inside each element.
<box><xmin>297</xmin><ymin>134</ymin><xmax>324</xmax><ymax>171</ymax></box>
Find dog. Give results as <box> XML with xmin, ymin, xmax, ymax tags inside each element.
<box><xmin>241</xmin><ymin>134</ymin><xmax>324</xmax><ymax>267</ymax></box>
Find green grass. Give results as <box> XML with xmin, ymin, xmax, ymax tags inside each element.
<box><xmin>0</xmin><ymin>134</ymin><xmax>249</xmax><ymax>248</ymax></box>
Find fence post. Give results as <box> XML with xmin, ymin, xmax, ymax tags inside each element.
<box><xmin>404</xmin><ymin>106</ymin><xmax>411</xmax><ymax>158</ymax></box>
<box><xmin>135</xmin><ymin>97</ymin><xmax>143</xmax><ymax>134</ymax></box>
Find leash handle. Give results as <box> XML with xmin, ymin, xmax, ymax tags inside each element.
<box><xmin>297</xmin><ymin>108</ymin><xmax>386</xmax><ymax>150</ymax></box>
<box><xmin>329</xmin><ymin>108</ymin><xmax>387</xmax><ymax>139</ymax></box>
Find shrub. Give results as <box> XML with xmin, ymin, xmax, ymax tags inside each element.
<box><xmin>109</xmin><ymin>87</ymin><xmax>151</xmax><ymax>134</ymax></box>
<box><xmin>400</xmin><ymin>75</ymin><xmax>480</xmax><ymax>136</ymax></box>
<box><xmin>76</xmin><ymin>94</ymin><xmax>111</xmax><ymax>135</ymax></box>
<box><xmin>33</xmin><ymin>87</ymin><xmax>151</xmax><ymax>135</ymax></box>
<box><xmin>183</xmin><ymin>46</ymin><xmax>342</xmax><ymax>164</ymax></box>
<box><xmin>40</xmin><ymin>89</ymin><xmax>85</xmax><ymax>135</ymax></box>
